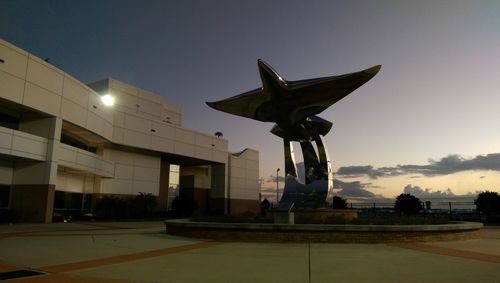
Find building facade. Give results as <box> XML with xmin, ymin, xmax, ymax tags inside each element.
<box><xmin>0</xmin><ymin>39</ymin><xmax>260</xmax><ymax>222</ymax></box>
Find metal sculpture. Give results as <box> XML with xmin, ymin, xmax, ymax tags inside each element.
<box><xmin>207</xmin><ymin>60</ymin><xmax>380</xmax><ymax>209</ymax></box>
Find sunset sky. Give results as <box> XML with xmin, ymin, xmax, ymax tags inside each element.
<box><xmin>2</xmin><ymin>0</ymin><xmax>500</xmax><ymax>201</ymax></box>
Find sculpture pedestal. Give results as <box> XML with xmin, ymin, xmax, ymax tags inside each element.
<box><xmin>274</xmin><ymin>212</ymin><xmax>295</xmax><ymax>224</ymax></box>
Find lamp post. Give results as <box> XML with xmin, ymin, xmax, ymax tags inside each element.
<box><xmin>276</xmin><ymin>168</ymin><xmax>280</xmax><ymax>204</ymax></box>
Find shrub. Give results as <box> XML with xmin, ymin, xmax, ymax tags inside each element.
<box><xmin>352</xmin><ymin>214</ymin><xmax>449</xmax><ymax>225</ymax></box>
<box><xmin>0</xmin><ymin>209</ymin><xmax>18</xmax><ymax>223</ymax></box>
<box><xmin>394</xmin><ymin>193</ymin><xmax>422</xmax><ymax>215</ymax></box>
<box><xmin>95</xmin><ymin>192</ymin><xmax>158</xmax><ymax>219</ymax></box>
<box><xmin>95</xmin><ymin>196</ymin><xmax>131</xmax><ymax>219</ymax></box>
<box><xmin>475</xmin><ymin>191</ymin><xmax>500</xmax><ymax>215</ymax></box>
<box><xmin>332</xmin><ymin>196</ymin><xmax>348</xmax><ymax>209</ymax></box>
<box><xmin>131</xmin><ymin>192</ymin><xmax>157</xmax><ymax>217</ymax></box>
<box><xmin>171</xmin><ymin>196</ymin><xmax>198</xmax><ymax>217</ymax></box>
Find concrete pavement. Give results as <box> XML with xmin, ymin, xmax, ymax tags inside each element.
<box><xmin>0</xmin><ymin>222</ymin><xmax>499</xmax><ymax>282</ymax></box>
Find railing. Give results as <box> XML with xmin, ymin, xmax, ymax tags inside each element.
<box><xmin>348</xmin><ymin>201</ymin><xmax>481</xmax><ymax>221</ymax></box>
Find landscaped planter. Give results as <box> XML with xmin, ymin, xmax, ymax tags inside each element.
<box><xmin>164</xmin><ymin>219</ymin><xmax>483</xmax><ymax>243</ymax></box>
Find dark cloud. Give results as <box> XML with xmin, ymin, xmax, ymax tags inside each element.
<box><xmin>259</xmin><ymin>187</ymin><xmax>283</xmax><ymax>202</ymax></box>
<box><xmin>336</xmin><ymin>165</ymin><xmax>384</xmax><ymax>179</ymax></box>
<box><xmin>403</xmin><ymin>184</ymin><xmax>455</xmax><ymax>198</ymax></box>
<box><xmin>333</xmin><ymin>179</ymin><xmax>377</xmax><ymax>198</ymax></box>
<box><xmin>337</xmin><ymin>153</ymin><xmax>500</xmax><ymax>178</ymax></box>
<box><xmin>362</xmin><ymin>183</ymin><xmax>383</xmax><ymax>189</ymax></box>
<box><xmin>266</xmin><ymin>175</ymin><xmax>285</xmax><ymax>183</ymax></box>
<box><xmin>401</xmin><ymin>184</ymin><xmax>479</xmax><ymax>199</ymax></box>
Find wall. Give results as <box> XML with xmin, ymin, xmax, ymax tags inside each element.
<box><xmin>0</xmin><ymin>160</ymin><xmax>13</xmax><ymax>184</ymax></box>
<box><xmin>0</xmin><ymin>39</ymin><xmax>114</xmax><ymax>142</ymax></box>
<box><xmin>0</xmin><ymin>37</ymin><xmax>232</xmax><ymax>181</ymax></box>
<box><xmin>101</xmin><ymin>148</ymin><xmax>160</xmax><ymax>196</ymax></box>
<box><xmin>89</xmin><ymin>78</ymin><xmax>229</xmax><ymax>164</ymax></box>
<box><xmin>0</xmin><ymin>126</ymin><xmax>48</xmax><ymax>162</ymax></box>
<box><xmin>56</xmin><ymin>168</ymin><xmax>95</xmax><ymax>194</ymax></box>
<box><xmin>0</xmin><ymin>39</ymin><xmax>262</xmax><ymax>220</ymax></box>
<box><xmin>228</xmin><ymin>149</ymin><xmax>260</xmax><ymax>214</ymax></box>
<box><xmin>58</xmin><ymin>144</ymin><xmax>114</xmax><ymax>177</ymax></box>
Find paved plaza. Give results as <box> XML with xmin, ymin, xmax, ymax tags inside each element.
<box><xmin>0</xmin><ymin>221</ymin><xmax>499</xmax><ymax>282</ymax></box>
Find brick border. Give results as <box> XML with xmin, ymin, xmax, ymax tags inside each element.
<box><xmin>165</xmin><ymin>220</ymin><xmax>483</xmax><ymax>243</ymax></box>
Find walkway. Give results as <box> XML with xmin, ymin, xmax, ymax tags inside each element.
<box><xmin>0</xmin><ymin>222</ymin><xmax>499</xmax><ymax>282</ymax></box>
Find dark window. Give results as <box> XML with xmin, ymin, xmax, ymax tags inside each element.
<box><xmin>0</xmin><ymin>185</ymin><xmax>10</xmax><ymax>208</ymax></box>
<box><xmin>0</xmin><ymin>112</ymin><xmax>19</xmax><ymax>130</ymax></box>
<box><xmin>60</xmin><ymin>134</ymin><xmax>97</xmax><ymax>153</ymax></box>
<box><xmin>54</xmin><ymin>190</ymin><xmax>92</xmax><ymax>211</ymax></box>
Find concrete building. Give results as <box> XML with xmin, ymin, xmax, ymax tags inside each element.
<box><xmin>0</xmin><ymin>39</ymin><xmax>260</xmax><ymax>223</ymax></box>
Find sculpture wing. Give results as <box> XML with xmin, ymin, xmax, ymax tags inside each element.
<box><xmin>206</xmin><ymin>63</ymin><xmax>381</xmax><ymax>124</ymax></box>
<box><xmin>288</xmin><ymin>65</ymin><xmax>381</xmax><ymax>110</ymax></box>
<box><xmin>206</xmin><ymin>88</ymin><xmax>272</xmax><ymax>122</ymax></box>
<box><xmin>281</xmin><ymin>65</ymin><xmax>380</xmax><ymax>123</ymax></box>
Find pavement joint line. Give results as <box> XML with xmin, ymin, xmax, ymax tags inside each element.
<box><xmin>0</xmin><ymin>227</ymin><xmax>160</xmax><ymax>239</ymax></box>
<box><xmin>391</xmin><ymin>242</ymin><xmax>500</xmax><ymax>264</ymax></box>
<box><xmin>0</xmin><ymin>262</ymin><xmax>23</xmax><ymax>273</ymax></box>
<box><xmin>38</xmin><ymin>240</ymin><xmax>225</xmax><ymax>273</ymax></box>
<box><xmin>74</xmin><ymin>222</ymin><xmax>164</xmax><ymax>230</ymax></box>
<box><xmin>11</xmin><ymin>232</ymin><xmax>162</xmax><ymax>237</ymax></box>
<box><xmin>0</xmin><ymin>230</ymin><xmax>111</xmax><ymax>240</ymax></box>
<box><xmin>0</xmin><ymin>232</ymin><xmax>33</xmax><ymax>240</ymax></box>
<box><xmin>3</xmin><ymin>273</ymin><xmax>133</xmax><ymax>282</ymax></box>
<box><xmin>0</xmin><ymin>263</ymin><xmax>131</xmax><ymax>282</ymax></box>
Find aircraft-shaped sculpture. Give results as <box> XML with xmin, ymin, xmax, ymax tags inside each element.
<box><xmin>207</xmin><ymin>60</ymin><xmax>381</xmax><ymax>209</ymax></box>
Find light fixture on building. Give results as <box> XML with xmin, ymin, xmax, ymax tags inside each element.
<box><xmin>101</xmin><ymin>94</ymin><xmax>115</xmax><ymax>106</ymax></box>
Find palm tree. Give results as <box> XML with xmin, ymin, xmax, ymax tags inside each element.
<box><xmin>214</xmin><ymin>131</ymin><xmax>223</xmax><ymax>138</ymax></box>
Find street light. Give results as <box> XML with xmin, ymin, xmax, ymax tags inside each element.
<box><xmin>276</xmin><ymin>168</ymin><xmax>280</xmax><ymax>204</ymax></box>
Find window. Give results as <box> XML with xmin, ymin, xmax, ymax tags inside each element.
<box><xmin>167</xmin><ymin>165</ymin><xmax>180</xmax><ymax>209</ymax></box>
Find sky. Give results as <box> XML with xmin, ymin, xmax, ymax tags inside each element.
<box><xmin>1</xmin><ymin>0</ymin><xmax>500</xmax><ymax>202</ymax></box>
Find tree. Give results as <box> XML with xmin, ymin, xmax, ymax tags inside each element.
<box><xmin>214</xmin><ymin>131</ymin><xmax>223</xmax><ymax>138</ymax></box>
<box><xmin>475</xmin><ymin>191</ymin><xmax>500</xmax><ymax>215</ymax></box>
<box><xmin>332</xmin><ymin>196</ymin><xmax>348</xmax><ymax>209</ymax></box>
<box><xmin>394</xmin><ymin>193</ymin><xmax>422</xmax><ymax>215</ymax></box>
<box><xmin>260</xmin><ymin>198</ymin><xmax>271</xmax><ymax>216</ymax></box>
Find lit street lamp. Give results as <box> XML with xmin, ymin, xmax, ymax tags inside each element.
<box><xmin>276</xmin><ymin>168</ymin><xmax>280</xmax><ymax>204</ymax></box>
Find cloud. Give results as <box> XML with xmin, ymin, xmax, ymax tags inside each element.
<box><xmin>403</xmin><ymin>184</ymin><xmax>455</xmax><ymax>198</ymax></box>
<box><xmin>362</xmin><ymin>183</ymin><xmax>383</xmax><ymax>189</ymax></box>
<box><xmin>259</xmin><ymin>186</ymin><xmax>284</xmax><ymax>202</ymax></box>
<box><xmin>336</xmin><ymin>153</ymin><xmax>500</xmax><ymax>178</ymax></box>
<box><xmin>266</xmin><ymin>175</ymin><xmax>285</xmax><ymax>183</ymax></box>
<box><xmin>333</xmin><ymin>179</ymin><xmax>377</xmax><ymax>198</ymax></box>
<box><xmin>336</xmin><ymin>165</ymin><xmax>384</xmax><ymax>179</ymax></box>
<box><xmin>401</xmin><ymin>184</ymin><xmax>480</xmax><ymax>199</ymax></box>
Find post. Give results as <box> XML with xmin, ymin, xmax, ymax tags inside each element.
<box><xmin>449</xmin><ymin>202</ymin><xmax>452</xmax><ymax>219</ymax></box>
<box><xmin>276</xmin><ymin>168</ymin><xmax>280</xmax><ymax>204</ymax></box>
